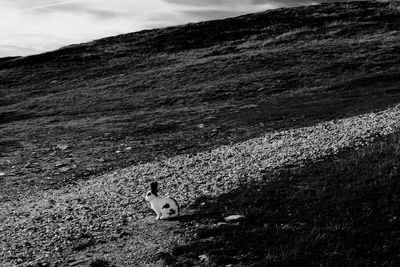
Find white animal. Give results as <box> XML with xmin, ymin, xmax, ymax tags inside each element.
<box><xmin>144</xmin><ymin>182</ymin><xmax>179</xmax><ymax>220</ymax></box>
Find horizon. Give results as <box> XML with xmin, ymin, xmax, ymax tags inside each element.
<box><xmin>1</xmin><ymin>0</ymin><xmax>344</xmax><ymax>58</ymax></box>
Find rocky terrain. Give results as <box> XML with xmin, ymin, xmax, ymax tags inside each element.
<box><xmin>1</xmin><ymin>1</ymin><xmax>400</xmax><ymax>266</ymax></box>
<box><xmin>1</xmin><ymin>106</ymin><xmax>400</xmax><ymax>266</ymax></box>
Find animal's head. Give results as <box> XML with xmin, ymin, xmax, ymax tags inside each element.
<box><xmin>144</xmin><ymin>181</ymin><xmax>158</xmax><ymax>201</ymax></box>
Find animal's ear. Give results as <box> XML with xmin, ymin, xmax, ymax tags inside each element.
<box><xmin>150</xmin><ymin>182</ymin><xmax>158</xmax><ymax>196</ymax></box>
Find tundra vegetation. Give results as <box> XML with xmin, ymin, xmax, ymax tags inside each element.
<box><xmin>0</xmin><ymin>1</ymin><xmax>400</xmax><ymax>266</ymax></box>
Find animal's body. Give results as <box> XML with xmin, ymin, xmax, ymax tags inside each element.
<box><xmin>145</xmin><ymin>182</ymin><xmax>179</xmax><ymax>219</ymax></box>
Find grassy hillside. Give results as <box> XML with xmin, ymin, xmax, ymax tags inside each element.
<box><xmin>1</xmin><ymin>1</ymin><xmax>400</xmax><ymax>266</ymax></box>
<box><xmin>1</xmin><ymin>1</ymin><xmax>400</xmax><ymax>197</ymax></box>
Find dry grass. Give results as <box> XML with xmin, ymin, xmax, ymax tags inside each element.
<box><xmin>1</xmin><ymin>1</ymin><xmax>400</xmax><ymax>266</ymax></box>
<box><xmin>1</xmin><ymin>2</ymin><xmax>399</xmax><ymax>200</ymax></box>
<box><xmin>167</xmin><ymin>133</ymin><xmax>400</xmax><ymax>266</ymax></box>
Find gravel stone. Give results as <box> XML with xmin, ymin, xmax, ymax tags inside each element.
<box><xmin>1</xmin><ymin>107</ymin><xmax>400</xmax><ymax>265</ymax></box>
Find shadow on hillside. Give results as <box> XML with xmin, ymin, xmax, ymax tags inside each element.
<box><xmin>162</xmin><ymin>133</ymin><xmax>400</xmax><ymax>266</ymax></box>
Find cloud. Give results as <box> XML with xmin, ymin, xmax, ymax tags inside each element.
<box><xmin>163</xmin><ymin>0</ymin><xmax>280</xmax><ymax>14</ymax></box>
<box><xmin>0</xmin><ymin>0</ymin><xmax>180</xmax><ymax>57</ymax></box>
<box><xmin>30</xmin><ymin>2</ymin><xmax>121</xmax><ymax>20</ymax></box>
<box><xmin>180</xmin><ymin>9</ymin><xmax>249</xmax><ymax>21</ymax></box>
<box><xmin>163</xmin><ymin>0</ymin><xmax>315</xmax><ymax>8</ymax></box>
<box><xmin>20</xmin><ymin>0</ymin><xmax>87</xmax><ymax>11</ymax></box>
<box><xmin>0</xmin><ymin>0</ymin><xmax>349</xmax><ymax>57</ymax></box>
<box><xmin>158</xmin><ymin>0</ymin><xmax>327</xmax><ymax>26</ymax></box>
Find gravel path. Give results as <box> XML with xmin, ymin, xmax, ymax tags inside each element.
<box><xmin>1</xmin><ymin>106</ymin><xmax>400</xmax><ymax>266</ymax></box>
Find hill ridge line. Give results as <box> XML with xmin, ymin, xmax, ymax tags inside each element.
<box><xmin>0</xmin><ymin>1</ymin><xmax>392</xmax><ymax>67</ymax></box>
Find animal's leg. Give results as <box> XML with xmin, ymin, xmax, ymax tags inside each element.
<box><xmin>160</xmin><ymin>211</ymin><xmax>168</xmax><ymax>219</ymax></box>
<box><xmin>155</xmin><ymin>210</ymin><xmax>162</xmax><ymax>220</ymax></box>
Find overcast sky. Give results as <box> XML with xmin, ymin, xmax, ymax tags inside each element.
<box><xmin>1</xmin><ymin>0</ymin><xmax>328</xmax><ymax>57</ymax></box>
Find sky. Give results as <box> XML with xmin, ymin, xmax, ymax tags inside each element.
<box><xmin>1</xmin><ymin>0</ymin><xmax>328</xmax><ymax>57</ymax></box>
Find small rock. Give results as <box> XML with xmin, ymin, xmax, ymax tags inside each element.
<box><xmin>224</xmin><ymin>215</ymin><xmax>245</xmax><ymax>222</ymax></box>
<box><xmin>239</xmin><ymin>104</ymin><xmax>258</xmax><ymax>110</ymax></box>
<box><xmin>0</xmin><ymin>172</ymin><xmax>5</xmax><ymax>176</ymax></box>
<box><xmin>69</xmin><ymin>259</ymin><xmax>85</xmax><ymax>266</ymax></box>
<box><xmin>198</xmin><ymin>254</ymin><xmax>209</xmax><ymax>262</ymax></box>
<box><xmin>59</xmin><ymin>167</ymin><xmax>71</xmax><ymax>173</ymax></box>
<box><xmin>198</xmin><ymin>123</ymin><xmax>205</xmax><ymax>129</ymax></box>
<box><xmin>200</xmin><ymin>236</ymin><xmax>216</xmax><ymax>242</ymax></box>
<box><xmin>56</xmin><ymin>144</ymin><xmax>69</xmax><ymax>150</ymax></box>
<box><xmin>124</xmin><ymin>147</ymin><xmax>132</xmax><ymax>151</ymax></box>
<box><xmin>55</xmin><ymin>162</ymin><xmax>67</xmax><ymax>168</ymax></box>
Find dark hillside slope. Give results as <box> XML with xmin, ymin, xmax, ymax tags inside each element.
<box><xmin>1</xmin><ymin>1</ymin><xmax>400</xmax><ymax>197</ymax></box>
